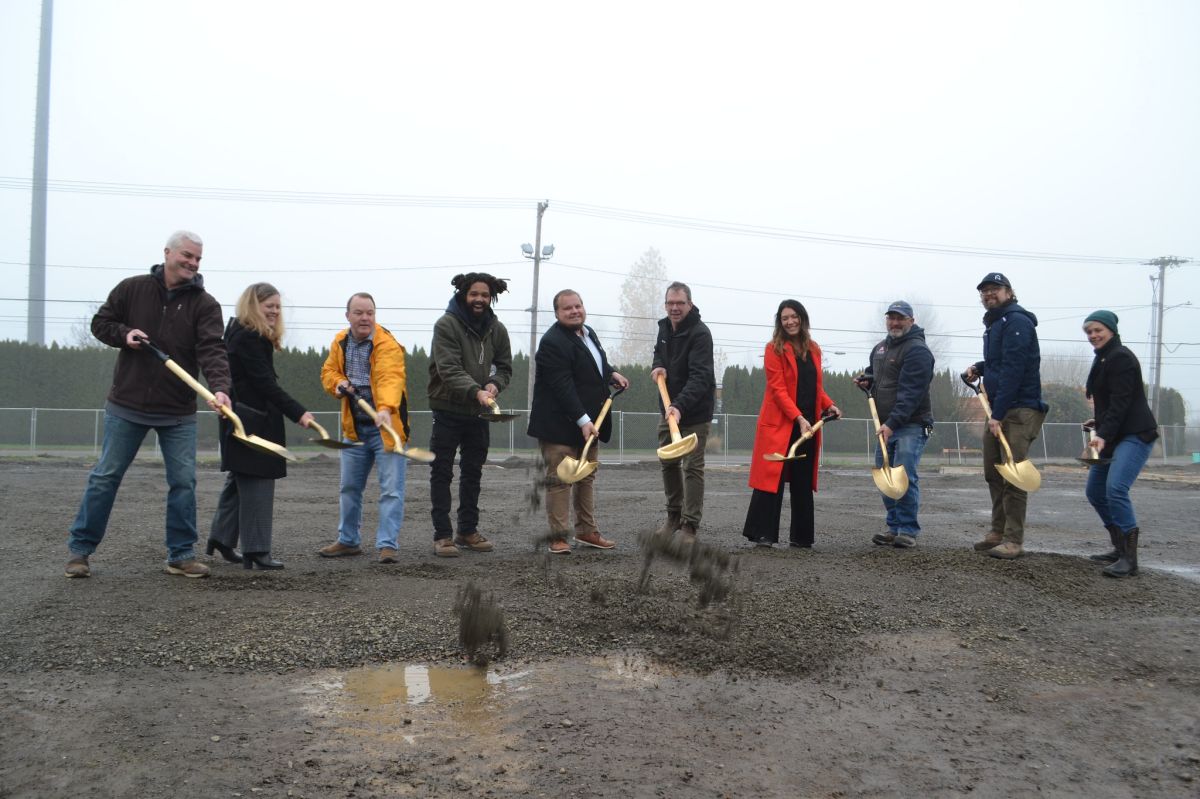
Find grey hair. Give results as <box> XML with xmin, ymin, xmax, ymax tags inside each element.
<box><xmin>664</xmin><ymin>281</ymin><xmax>692</xmax><ymax>302</ymax></box>
<box><xmin>165</xmin><ymin>230</ymin><xmax>203</xmax><ymax>249</ymax></box>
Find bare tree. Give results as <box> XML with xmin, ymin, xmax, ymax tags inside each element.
<box><xmin>67</xmin><ymin>303</ymin><xmax>105</xmax><ymax>349</ymax></box>
<box><xmin>608</xmin><ymin>248</ymin><xmax>668</xmax><ymax>367</ymax></box>
<box><xmin>866</xmin><ymin>296</ymin><xmax>949</xmax><ymax>364</ymax></box>
<box><xmin>1040</xmin><ymin>349</ymin><xmax>1090</xmax><ymax>387</ymax></box>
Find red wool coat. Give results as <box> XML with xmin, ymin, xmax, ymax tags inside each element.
<box><xmin>748</xmin><ymin>341</ymin><xmax>835</xmax><ymax>493</ymax></box>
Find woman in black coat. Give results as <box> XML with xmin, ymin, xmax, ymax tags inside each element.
<box><xmin>207</xmin><ymin>283</ymin><xmax>313</xmax><ymax>569</ymax></box>
<box><xmin>1081</xmin><ymin>310</ymin><xmax>1158</xmax><ymax>578</ymax></box>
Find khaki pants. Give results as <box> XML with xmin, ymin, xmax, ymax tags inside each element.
<box><xmin>657</xmin><ymin>420</ymin><xmax>710</xmax><ymax>528</ymax></box>
<box><xmin>540</xmin><ymin>440</ymin><xmax>599</xmax><ymax>538</ymax></box>
<box><xmin>982</xmin><ymin>407</ymin><xmax>1046</xmax><ymax>543</ymax></box>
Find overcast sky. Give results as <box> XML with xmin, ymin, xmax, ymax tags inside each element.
<box><xmin>2</xmin><ymin>1</ymin><xmax>1198</xmax><ymax>418</ymax></box>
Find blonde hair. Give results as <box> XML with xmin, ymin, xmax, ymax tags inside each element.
<box><xmin>235</xmin><ymin>282</ymin><xmax>284</xmax><ymax>349</ymax></box>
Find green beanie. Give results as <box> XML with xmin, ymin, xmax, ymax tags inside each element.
<box><xmin>1084</xmin><ymin>310</ymin><xmax>1118</xmax><ymax>335</ymax></box>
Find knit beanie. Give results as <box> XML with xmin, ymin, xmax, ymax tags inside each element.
<box><xmin>1084</xmin><ymin>310</ymin><xmax>1118</xmax><ymax>335</ymax></box>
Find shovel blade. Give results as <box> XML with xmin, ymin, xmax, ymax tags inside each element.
<box><xmin>657</xmin><ymin>433</ymin><xmax>698</xmax><ymax>461</ymax></box>
<box><xmin>237</xmin><ymin>432</ymin><xmax>296</xmax><ymax>461</ymax></box>
<box><xmin>399</xmin><ymin>446</ymin><xmax>436</xmax><ymax>464</ymax></box>
<box><xmin>557</xmin><ymin>457</ymin><xmax>597</xmax><ymax>484</ymax></box>
<box><xmin>997</xmin><ymin>461</ymin><xmax>1041</xmax><ymax>492</ymax></box>
<box><xmin>871</xmin><ymin>466</ymin><xmax>909</xmax><ymax>499</ymax></box>
<box><xmin>763</xmin><ymin>452</ymin><xmax>807</xmax><ymax>462</ymax></box>
<box><xmin>308</xmin><ymin>438</ymin><xmax>361</xmax><ymax>450</ymax></box>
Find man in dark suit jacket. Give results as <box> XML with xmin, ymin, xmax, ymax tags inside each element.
<box><xmin>527</xmin><ymin>290</ymin><xmax>630</xmax><ymax>554</ymax></box>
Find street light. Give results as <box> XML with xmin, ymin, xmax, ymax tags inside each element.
<box><xmin>522</xmin><ymin>200</ymin><xmax>552</xmax><ymax>405</ymax></box>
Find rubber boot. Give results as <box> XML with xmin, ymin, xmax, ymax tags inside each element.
<box><xmin>1088</xmin><ymin>523</ymin><xmax>1122</xmax><ymax>564</ymax></box>
<box><xmin>1103</xmin><ymin>528</ymin><xmax>1138</xmax><ymax>578</ymax></box>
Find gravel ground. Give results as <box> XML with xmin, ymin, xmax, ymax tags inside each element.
<box><xmin>1</xmin><ymin>455</ymin><xmax>1198</xmax><ymax>797</ymax></box>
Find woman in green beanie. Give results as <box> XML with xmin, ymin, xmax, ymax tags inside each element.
<box><xmin>1081</xmin><ymin>310</ymin><xmax>1159</xmax><ymax>578</ymax></box>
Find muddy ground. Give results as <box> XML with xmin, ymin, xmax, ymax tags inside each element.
<box><xmin>1</xmin><ymin>454</ymin><xmax>1198</xmax><ymax>798</ymax></box>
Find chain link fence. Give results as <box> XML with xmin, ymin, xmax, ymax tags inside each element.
<box><xmin>2</xmin><ymin>408</ymin><xmax>1197</xmax><ymax>466</ymax></box>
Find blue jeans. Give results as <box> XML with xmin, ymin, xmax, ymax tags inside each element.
<box><xmin>339</xmin><ymin>425</ymin><xmax>406</xmax><ymax>550</ymax></box>
<box><xmin>68</xmin><ymin>413</ymin><xmax>198</xmax><ymax>562</ymax></box>
<box><xmin>1085</xmin><ymin>435</ymin><xmax>1153</xmax><ymax>534</ymax></box>
<box><xmin>874</xmin><ymin>424</ymin><xmax>929</xmax><ymax>534</ymax></box>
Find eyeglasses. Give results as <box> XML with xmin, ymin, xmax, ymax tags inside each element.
<box><xmin>978</xmin><ymin>286</ymin><xmax>1004</xmax><ymax>296</ymax></box>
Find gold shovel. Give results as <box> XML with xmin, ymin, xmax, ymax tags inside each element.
<box><xmin>307</xmin><ymin>420</ymin><xmax>363</xmax><ymax>450</ymax></box>
<box><xmin>859</xmin><ymin>386</ymin><xmax>909</xmax><ymax>499</ymax></box>
<box><xmin>137</xmin><ymin>336</ymin><xmax>295</xmax><ymax>461</ymax></box>
<box><xmin>961</xmin><ymin>374</ymin><xmax>1041</xmax><ymax>492</ymax></box>
<box><xmin>763</xmin><ymin>408</ymin><xmax>839</xmax><ymax>462</ymax></box>
<box><xmin>556</xmin><ymin>384</ymin><xmax>625</xmax><ymax>484</ymax></box>
<box><xmin>1075</xmin><ymin>423</ymin><xmax>1112</xmax><ymax>466</ymax></box>
<box><xmin>479</xmin><ymin>399</ymin><xmax>521</xmax><ymax>422</ymax></box>
<box><xmin>342</xmin><ymin>391</ymin><xmax>436</xmax><ymax>463</ymax></box>
<box><xmin>654</xmin><ymin>374</ymin><xmax>698</xmax><ymax>461</ymax></box>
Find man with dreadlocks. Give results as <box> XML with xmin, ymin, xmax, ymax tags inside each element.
<box><xmin>427</xmin><ymin>273</ymin><xmax>514</xmax><ymax>557</ymax></box>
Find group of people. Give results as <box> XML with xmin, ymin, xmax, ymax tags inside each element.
<box><xmin>62</xmin><ymin>233</ymin><xmax>1160</xmax><ymax>581</ymax></box>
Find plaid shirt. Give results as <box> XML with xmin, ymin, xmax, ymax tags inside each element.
<box><xmin>345</xmin><ymin>331</ymin><xmax>375</xmax><ymax>422</ymax></box>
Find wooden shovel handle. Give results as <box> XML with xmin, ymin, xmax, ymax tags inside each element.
<box><xmin>578</xmin><ymin>396</ymin><xmax>615</xmax><ymax>462</ymax></box>
<box><xmin>975</xmin><ymin>388</ymin><xmax>1017</xmax><ymax>464</ymax></box>
<box><xmin>160</xmin><ymin>357</ymin><xmax>246</xmax><ymax>438</ymax></box>
<box><xmin>309</xmin><ymin>420</ymin><xmax>332</xmax><ymax>440</ymax></box>
<box><xmin>866</xmin><ymin>396</ymin><xmax>894</xmax><ymax>469</ymax></box>
<box><xmin>654</xmin><ymin>375</ymin><xmax>683</xmax><ymax>441</ymax></box>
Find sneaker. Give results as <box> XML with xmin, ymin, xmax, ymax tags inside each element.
<box><xmin>987</xmin><ymin>542</ymin><xmax>1023</xmax><ymax>560</ymax></box>
<box><xmin>574</xmin><ymin>532</ymin><xmax>615</xmax><ymax>550</ymax></box>
<box><xmin>64</xmin><ymin>555</ymin><xmax>90</xmax><ymax>578</ymax></box>
<box><xmin>872</xmin><ymin>532</ymin><xmax>896</xmax><ymax>546</ymax></box>
<box><xmin>548</xmin><ymin>538</ymin><xmax>571</xmax><ymax>555</ymax></box>
<box><xmin>454</xmin><ymin>532</ymin><xmax>494</xmax><ymax>552</ymax></box>
<box><xmin>378</xmin><ymin>547</ymin><xmax>399</xmax><ymax>564</ymax></box>
<box><xmin>893</xmin><ymin>534</ymin><xmax>917</xmax><ymax>549</ymax></box>
<box><xmin>753</xmin><ymin>537</ymin><xmax>776</xmax><ymax>548</ymax></box>
<box><xmin>433</xmin><ymin>538</ymin><xmax>461</xmax><ymax>558</ymax></box>
<box><xmin>165</xmin><ymin>559</ymin><xmax>210</xmax><ymax>578</ymax></box>
<box><xmin>973</xmin><ymin>532</ymin><xmax>1003</xmax><ymax>552</ymax></box>
<box><xmin>318</xmin><ymin>542</ymin><xmax>362</xmax><ymax>558</ymax></box>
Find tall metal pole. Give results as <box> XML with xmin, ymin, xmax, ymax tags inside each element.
<box><xmin>526</xmin><ymin>200</ymin><xmax>548</xmax><ymax>405</ymax></box>
<box><xmin>1144</xmin><ymin>255</ymin><xmax>1189</xmax><ymax>420</ymax></box>
<box><xmin>27</xmin><ymin>0</ymin><xmax>54</xmax><ymax>345</ymax></box>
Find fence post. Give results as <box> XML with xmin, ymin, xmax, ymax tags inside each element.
<box><xmin>954</xmin><ymin>422</ymin><xmax>963</xmax><ymax>465</ymax></box>
<box><xmin>618</xmin><ymin>411</ymin><xmax>624</xmax><ymax>464</ymax></box>
<box><xmin>722</xmin><ymin>413</ymin><xmax>728</xmax><ymax>465</ymax></box>
<box><xmin>94</xmin><ymin>410</ymin><xmax>101</xmax><ymax>455</ymax></box>
<box><xmin>30</xmin><ymin>408</ymin><xmax>37</xmax><ymax>453</ymax></box>
<box><xmin>1041</xmin><ymin>433</ymin><xmax>1048</xmax><ymax>463</ymax></box>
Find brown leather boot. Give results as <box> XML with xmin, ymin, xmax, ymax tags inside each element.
<box><xmin>973</xmin><ymin>531</ymin><xmax>1003</xmax><ymax>551</ymax></box>
<box><xmin>656</xmin><ymin>512</ymin><xmax>682</xmax><ymax>536</ymax></box>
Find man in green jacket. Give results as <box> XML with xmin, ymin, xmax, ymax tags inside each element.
<box><xmin>427</xmin><ymin>273</ymin><xmax>513</xmax><ymax>557</ymax></box>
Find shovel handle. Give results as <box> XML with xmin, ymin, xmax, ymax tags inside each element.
<box><xmin>309</xmin><ymin>420</ymin><xmax>332</xmax><ymax>441</ymax></box>
<box><xmin>654</xmin><ymin>375</ymin><xmax>684</xmax><ymax>442</ymax></box>
<box><xmin>136</xmin><ymin>336</ymin><xmax>247</xmax><ymax>437</ymax></box>
<box><xmin>866</xmin><ymin>396</ymin><xmax>894</xmax><ymax>469</ymax></box>
<box><xmin>973</xmin><ymin>385</ymin><xmax>1018</xmax><ymax>464</ymax></box>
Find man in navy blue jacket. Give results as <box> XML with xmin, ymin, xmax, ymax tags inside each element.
<box><xmin>964</xmin><ymin>273</ymin><xmax>1048</xmax><ymax>559</ymax></box>
<box><xmin>854</xmin><ymin>301</ymin><xmax>935</xmax><ymax>549</ymax></box>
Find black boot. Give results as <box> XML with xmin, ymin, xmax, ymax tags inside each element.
<box><xmin>206</xmin><ymin>539</ymin><xmax>243</xmax><ymax>563</ymax></box>
<box><xmin>243</xmin><ymin>552</ymin><xmax>284</xmax><ymax>570</ymax></box>
<box><xmin>1103</xmin><ymin>529</ymin><xmax>1138</xmax><ymax>578</ymax></box>
<box><xmin>1088</xmin><ymin>524</ymin><xmax>1122</xmax><ymax>564</ymax></box>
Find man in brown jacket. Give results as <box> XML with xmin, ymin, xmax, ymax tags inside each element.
<box><xmin>65</xmin><ymin>231</ymin><xmax>231</xmax><ymax>579</ymax></box>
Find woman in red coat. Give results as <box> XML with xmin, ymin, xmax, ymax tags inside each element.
<box><xmin>743</xmin><ymin>299</ymin><xmax>841</xmax><ymax>548</ymax></box>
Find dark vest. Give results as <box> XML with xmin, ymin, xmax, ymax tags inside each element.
<box><xmin>869</xmin><ymin>333</ymin><xmax>933</xmax><ymax>426</ymax></box>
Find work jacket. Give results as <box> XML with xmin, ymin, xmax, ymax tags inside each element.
<box><xmin>91</xmin><ymin>265</ymin><xmax>230</xmax><ymax>416</ymax></box>
<box><xmin>651</xmin><ymin>306</ymin><xmax>715</xmax><ymax>426</ymax></box>
<box><xmin>972</xmin><ymin>301</ymin><xmax>1048</xmax><ymax>420</ymax></box>
<box><xmin>428</xmin><ymin>298</ymin><xmax>513</xmax><ymax>417</ymax></box>
<box><xmin>863</xmin><ymin>325</ymin><xmax>935</xmax><ymax>430</ymax></box>
<box><xmin>321</xmin><ymin>324</ymin><xmax>409</xmax><ymax>447</ymax></box>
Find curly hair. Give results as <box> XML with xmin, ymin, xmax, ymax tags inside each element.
<box><xmin>452</xmin><ymin>272</ymin><xmax>508</xmax><ymax>303</ymax></box>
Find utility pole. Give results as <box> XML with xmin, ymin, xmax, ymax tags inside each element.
<box><xmin>1144</xmin><ymin>255</ymin><xmax>1189</xmax><ymax>419</ymax></box>
<box><xmin>525</xmin><ymin>201</ymin><xmax>549</xmax><ymax>406</ymax></box>
<box><xmin>27</xmin><ymin>0</ymin><xmax>54</xmax><ymax>346</ymax></box>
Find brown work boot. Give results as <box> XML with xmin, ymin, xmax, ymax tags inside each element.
<box><xmin>378</xmin><ymin>547</ymin><xmax>399</xmax><ymax>564</ymax></box>
<box><xmin>987</xmin><ymin>542</ymin><xmax>1023</xmax><ymax>560</ymax></box>
<box><xmin>973</xmin><ymin>531</ymin><xmax>1003</xmax><ymax>552</ymax></box>
<box><xmin>433</xmin><ymin>538</ymin><xmax>461</xmax><ymax>558</ymax></box>
<box><xmin>454</xmin><ymin>532</ymin><xmax>494</xmax><ymax>552</ymax></box>
<box><xmin>318</xmin><ymin>542</ymin><xmax>362</xmax><ymax>558</ymax></box>
<box><xmin>165</xmin><ymin>559</ymin><xmax>210</xmax><ymax>578</ymax></box>
<box><xmin>656</xmin><ymin>512</ymin><xmax>681</xmax><ymax>536</ymax></box>
<box><xmin>574</xmin><ymin>532</ymin><xmax>615</xmax><ymax>550</ymax></box>
<box><xmin>548</xmin><ymin>538</ymin><xmax>571</xmax><ymax>555</ymax></box>
<box><xmin>677</xmin><ymin>522</ymin><xmax>697</xmax><ymax>542</ymax></box>
<box><xmin>64</xmin><ymin>555</ymin><xmax>90</xmax><ymax>578</ymax></box>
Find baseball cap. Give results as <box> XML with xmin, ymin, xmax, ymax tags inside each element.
<box><xmin>885</xmin><ymin>301</ymin><xmax>914</xmax><ymax>318</ymax></box>
<box><xmin>976</xmin><ymin>272</ymin><xmax>1012</xmax><ymax>290</ymax></box>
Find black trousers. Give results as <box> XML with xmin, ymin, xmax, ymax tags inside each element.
<box><xmin>428</xmin><ymin>410</ymin><xmax>490</xmax><ymax>540</ymax></box>
<box><xmin>742</xmin><ymin>446</ymin><xmax>816</xmax><ymax>546</ymax></box>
